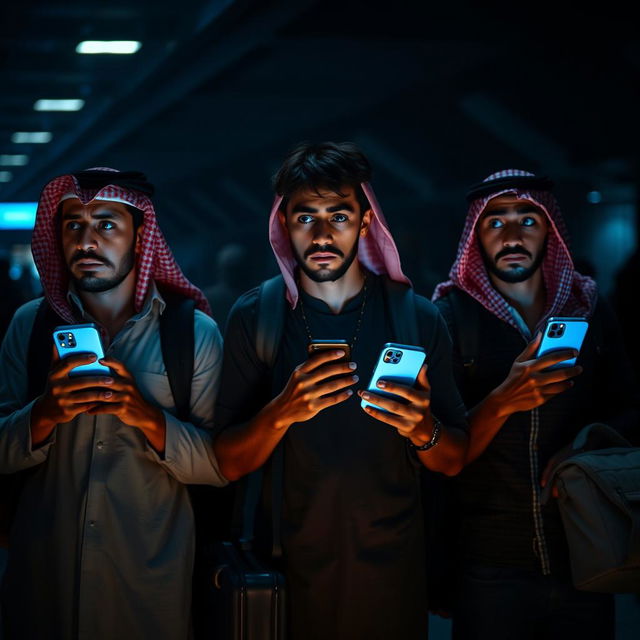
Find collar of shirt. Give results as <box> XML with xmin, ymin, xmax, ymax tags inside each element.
<box><xmin>66</xmin><ymin>280</ymin><xmax>166</xmax><ymax>327</ymax></box>
<box><xmin>506</xmin><ymin>302</ymin><xmax>532</xmax><ymax>340</ymax></box>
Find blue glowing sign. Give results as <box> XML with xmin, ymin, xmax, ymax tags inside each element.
<box><xmin>0</xmin><ymin>202</ymin><xmax>37</xmax><ymax>229</ymax></box>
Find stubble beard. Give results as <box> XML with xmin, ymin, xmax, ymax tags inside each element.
<box><xmin>294</xmin><ymin>236</ymin><xmax>360</xmax><ymax>283</ymax></box>
<box><xmin>484</xmin><ymin>248</ymin><xmax>545</xmax><ymax>284</ymax></box>
<box><xmin>71</xmin><ymin>246</ymin><xmax>136</xmax><ymax>293</ymax></box>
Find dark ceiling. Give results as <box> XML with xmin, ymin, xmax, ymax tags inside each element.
<box><xmin>1</xmin><ymin>0</ymin><xmax>638</xmax><ymax>295</ymax></box>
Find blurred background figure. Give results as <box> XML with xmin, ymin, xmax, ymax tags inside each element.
<box><xmin>203</xmin><ymin>243</ymin><xmax>252</xmax><ymax>329</ymax></box>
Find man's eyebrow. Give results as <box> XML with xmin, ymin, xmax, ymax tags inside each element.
<box><xmin>291</xmin><ymin>205</ymin><xmax>318</xmax><ymax>214</ymax></box>
<box><xmin>327</xmin><ymin>203</ymin><xmax>355</xmax><ymax>213</ymax></box>
<box><xmin>482</xmin><ymin>205</ymin><xmax>541</xmax><ymax>217</ymax></box>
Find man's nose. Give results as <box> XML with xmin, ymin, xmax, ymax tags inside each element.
<box><xmin>502</xmin><ymin>222</ymin><xmax>523</xmax><ymax>246</ymax></box>
<box><xmin>76</xmin><ymin>226</ymin><xmax>98</xmax><ymax>250</ymax></box>
<box><xmin>312</xmin><ymin>219</ymin><xmax>333</xmax><ymax>242</ymax></box>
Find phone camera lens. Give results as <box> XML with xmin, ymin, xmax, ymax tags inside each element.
<box><xmin>57</xmin><ymin>333</ymin><xmax>65</xmax><ymax>341</ymax></box>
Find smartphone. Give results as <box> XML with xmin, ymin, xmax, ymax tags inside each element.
<box><xmin>53</xmin><ymin>323</ymin><xmax>111</xmax><ymax>377</ymax></box>
<box><xmin>307</xmin><ymin>339</ymin><xmax>351</xmax><ymax>363</ymax></box>
<box><xmin>536</xmin><ymin>317</ymin><xmax>589</xmax><ymax>370</ymax></box>
<box><xmin>361</xmin><ymin>343</ymin><xmax>426</xmax><ymax>413</ymax></box>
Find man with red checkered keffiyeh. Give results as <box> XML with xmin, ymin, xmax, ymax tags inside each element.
<box><xmin>432</xmin><ymin>170</ymin><xmax>638</xmax><ymax>639</ymax></box>
<box><xmin>0</xmin><ymin>169</ymin><xmax>227</xmax><ymax>640</ymax></box>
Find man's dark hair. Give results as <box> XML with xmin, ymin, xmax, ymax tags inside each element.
<box><xmin>272</xmin><ymin>142</ymin><xmax>373</xmax><ymax>213</ymax></box>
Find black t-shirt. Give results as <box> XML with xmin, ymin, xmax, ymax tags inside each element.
<box><xmin>216</xmin><ymin>274</ymin><xmax>467</xmax><ymax>640</ymax></box>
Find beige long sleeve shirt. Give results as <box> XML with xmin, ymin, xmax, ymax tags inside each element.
<box><xmin>0</xmin><ymin>284</ymin><xmax>226</xmax><ymax>640</ymax></box>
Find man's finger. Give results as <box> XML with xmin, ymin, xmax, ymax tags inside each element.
<box><xmin>359</xmin><ymin>390</ymin><xmax>412</xmax><ymax>417</ymax></box>
<box><xmin>313</xmin><ymin>374</ymin><xmax>359</xmax><ymax>397</ymax></box>
<box><xmin>534</xmin><ymin>366</ymin><xmax>582</xmax><ymax>385</ymax></box>
<box><xmin>313</xmin><ymin>388</ymin><xmax>353</xmax><ymax>411</ymax></box>
<box><xmin>516</xmin><ymin>332</ymin><xmax>542</xmax><ymax>363</ymax></box>
<box><xmin>530</xmin><ymin>349</ymin><xmax>579</xmax><ymax>371</ymax></box>
<box><xmin>98</xmin><ymin>357</ymin><xmax>128</xmax><ymax>378</ymax></box>
<box><xmin>372</xmin><ymin>379</ymin><xmax>429</xmax><ymax>406</ymax></box>
<box><xmin>86</xmin><ymin>402</ymin><xmax>124</xmax><ymax>415</ymax></box>
<box><xmin>51</xmin><ymin>353</ymin><xmax>98</xmax><ymax>378</ymax></box>
<box><xmin>298</xmin><ymin>349</ymin><xmax>349</xmax><ymax>373</ymax></box>
<box><xmin>361</xmin><ymin>404</ymin><xmax>411</xmax><ymax>429</ymax></box>
<box><xmin>540</xmin><ymin>381</ymin><xmax>574</xmax><ymax>397</ymax></box>
<box><xmin>415</xmin><ymin>363</ymin><xmax>430</xmax><ymax>392</ymax></box>
<box><xmin>60</xmin><ymin>376</ymin><xmax>116</xmax><ymax>392</ymax></box>
<box><xmin>306</xmin><ymin>361</ymin><xmax>357</xmax><ymax>385</ymax></box>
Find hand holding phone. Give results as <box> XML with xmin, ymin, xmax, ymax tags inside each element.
<box><xmin>535</xmin><ymin>317</ymin><xmax>589</xmax><ymax>370</ymax></box>
<box><xmin>53</xmin><ymin>323</ymin><xmax>111</xmax><ymax>376</ymax></box>
<box><xmin>360</xmin><ymin>343</ymin><xmax>426</xmax><ymax>413</ymax></box>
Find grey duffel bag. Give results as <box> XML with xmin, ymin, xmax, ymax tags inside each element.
<box><xmin>544</xmin><ymin>423</ymin><xmax>640</xmax><ymax>593</ymax></box>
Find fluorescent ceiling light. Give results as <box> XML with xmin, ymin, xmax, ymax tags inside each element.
<box><xmin>11</xmin><ymin>132</ymin><xmax>52</xmax><ymax>144</ymax></box>
<box><xmin>0</xmin><ymin>202</ymin><xmax>38</xmax><ymax>229</ymax></box>
<box><xmin>0</xmin><ymin>171</ymin><xmax>12</xmax><ymax>183</ymax></box>
<box><xmin>76</xmin><ymin>41</ymin><xmax>141</xmax><ymax>54</ymax></box>
<box><xmin>0</xmin><ymin>154</ymin><xmax>29</xmax><ymax>166</ymax></box>
<box><xmin>34</xmin><ymin>99</ymin><xmax>85</xmax><ymax>112</ymax></box>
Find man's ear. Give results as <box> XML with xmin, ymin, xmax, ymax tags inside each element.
<box><xmin>135</xmin><ymin>227</ymin><xmax>144</xmax><ymax>253</ymax></box>
<box><xmin>277</xmin><ymin>210</ymin><xmax>290</xmax><ymax>236</ymax></box>
<box><xmin>360</xmin><ymin>208</ymin><xmax>372</xmax><ymax>237</ymax></box>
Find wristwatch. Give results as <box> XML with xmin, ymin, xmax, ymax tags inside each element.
<box><xmin>409</xmin><ymin>416</ymin><xmax>442</xmax><ymax>451</ymax></box>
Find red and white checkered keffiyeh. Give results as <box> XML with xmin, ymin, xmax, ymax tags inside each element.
<box><xmin>268</xmin><ymin>182</ymin><xmax>411</xmax><ymax>307</ymax></box>
<box><xmin>432</xmin><ymin>169</ymin><xmax>597</xmax><ymax>333</ymax></box>
<box><xmin>31</xmin><ymin>168</ymin><xmax>211</xmax><ymax>323</ymax></box>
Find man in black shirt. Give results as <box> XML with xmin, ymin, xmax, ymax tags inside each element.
<box><xmin>433</xmin><ymin>169</ymin><xmax>638</xmax><ymax>639</ymax></box>
<box><xmin>214</xmin><ymin>142</ymin><xmax>468</xmax><ymax>639</ymax></box>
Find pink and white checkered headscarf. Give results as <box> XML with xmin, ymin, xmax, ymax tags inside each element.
<box><xmin>31</xmin><ymin>168</ymin><xmax>211</xmax><ymax>323</ymax></box>
<box><xmin>268</xmin><ymin>182</ymin><xmax>410</xmax><ymax>307</ymax></box>
<box><xmin>432</xmin><ymin>169</ymin><xmax>597</xmax><ymax>332</ymax></box>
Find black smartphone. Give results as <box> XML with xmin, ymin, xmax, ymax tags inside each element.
<box><xmin>307</xmin><ymin>339</ymin><xmax>351</xmax><ymax>363</ymax></box>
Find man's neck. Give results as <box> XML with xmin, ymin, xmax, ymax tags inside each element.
<box><xmin>299</xmin><ymin>261</ymin><xmax>366</xmax><ymax>314</ymax></box>
<box><xmin>489</xmin><ymin>269</ymin><xmax>546</xmax><ymax>332</ymax></box>
<box><xmin>76</xmin><ymin>270</ymin><xmax>137</xmax><ymax>339</ymax></box>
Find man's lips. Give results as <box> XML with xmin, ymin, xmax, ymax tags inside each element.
<box><xmin>308</xmin><ymin>252</ymin><xmax>339</xmax><ymax>262</ymax></box>
<box><xmin>74</xmin><ymin>258</ymin><xmax>108</xmax><ymax>269</ymax></box>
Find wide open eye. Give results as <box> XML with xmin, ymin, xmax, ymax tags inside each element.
<box><xmin>487</xmin><ymin>218</ymin><xmax>504</xmax><ymax>229</ymax></box>
<box><xmin>521</xmin><ymin>216</ymin><xmax>537</xmax><ymax>227</ymax></box>
<box><xmin>297</xmin><ymin>214</ymin><xmax>314</xmax><ymax>224</ymax></box>
<box><xmin>331</xmin><ymin>213</ymin><xmax>348</xmax><ymax>223</ymax></box>
<box><xmin>99</xmin><ymin>220</ymin><xmax>116</xmax><ymax>230</ymax></box>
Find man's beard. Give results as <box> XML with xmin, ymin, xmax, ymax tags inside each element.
<box><xmin>71</xmin><ymin>247</ymin><xmax>136</xmax><ymax>293</ymax></box>
<box><xmin>483</xmin><ymin>244</ymin><xmax>545</xmax><ymax>284</ymax></box>
<box><xmin>294</xmin><ymin>237</ymin><xmax>360</xmax><ymax>283</ymax></box>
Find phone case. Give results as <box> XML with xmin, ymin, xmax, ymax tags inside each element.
<box><xmin>361</xmin><ymin>343</ymin><xmax>426</xmax><ymax>413</ymax></box>
<box><xmin>53</xmin><ymin>324</ymin><xmax>111</xmax><ymax>377</ymax></box>
<box><xmin>536</xmin><ymin>317</ymin><xmax>589</xmax><ymax>370</ymax></box>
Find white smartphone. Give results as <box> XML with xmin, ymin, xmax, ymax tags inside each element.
<box><xmin>536</xmin><ymin>317</ymin><xmax>589</xmax><ymax>370</ymax></box>
<box><xmin>361</xmin><ymin>343</ymin><xmax>426</xmax><ymax>413</ymax></box>
<box><xmin>53</xmin><ymin>323</ymin><xmax>111</xmax><ymax>377</ymax></box>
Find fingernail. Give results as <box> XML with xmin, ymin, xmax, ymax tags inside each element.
<box><xmin>103</xmin><ymin>377</ymin><xmax>113</xmax><ymax>384</ymax></box>
<box><xmin>348</xmin><ymin>362</ymin><xmax>357</xmax><ymax>370</ymax></box>
<box><xmin>103</xmin><ymin>391</ymin><xmax>113</xmax><ymax>399</ymax></box>
<box><xmin>361</xmin><ymin>392</ymin><xmax>370</xmax><ymax>400</ymax></box>
<box><xmin>352</xmin><ymin>375</ymin><xmax>359</xmax><ymax>382</ymax></box>
<box><xmin>377</xmin><ymin>380</ymin><xmax>386</xmax><ymax>388</ymax></box>
<box><xmin>346</xmin><ymin>389</ymin><xmax>353</xmax><ymax>396</ymax></box>
<box><xmin>336</xmin><ymin>350</ymin><xmax>345</xmax><ymax>356</ymax></box>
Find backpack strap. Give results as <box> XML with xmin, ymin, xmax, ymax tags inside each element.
<box><xmin>255</xmin><ymin>275</ymin><xmax>287</xmax><ymax>368</ymax></box>
<box><xmin>446</xmin><ymin>287</ymin><xmax>479</xmax><ymax>377</ymax></box>
<box><xmin>27</xmin><ymin>299</ymin><xmax>66</xmax><ymax>403</ymax></box>
<box><xmin>234</xmin><ymin>275</ymin><xmax>287</xmax><ymax>556</ymax></box>
<box><xmin>159</xmin><ymin>294</ymin><xmax>195</xmax><ymax>422</ymax></box>
<box><xmin>381</xmin><ymin>278</ymin><xmax>419</xmax><ymax>345</ymax></box>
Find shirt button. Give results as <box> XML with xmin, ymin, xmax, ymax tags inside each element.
<box><xmin>89</xmin><ymin>520</ymin><xmax>96</xmax><ymax>527</ymax></box>
<box><xmin>96</xmin><ymin>441</ymin><xmax>104</xmax><ymax>450</ymax></box>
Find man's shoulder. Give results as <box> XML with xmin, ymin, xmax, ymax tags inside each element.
<box><xmin>6</xmin><ymin>297</ymin><xmax>45</xmax><ymax>335</ymax></box>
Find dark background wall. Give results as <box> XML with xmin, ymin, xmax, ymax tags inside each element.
<box><xmin>1</xmin><ymin>0</ymin><xmax>638</xmax><ymax>306</ymax></box>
